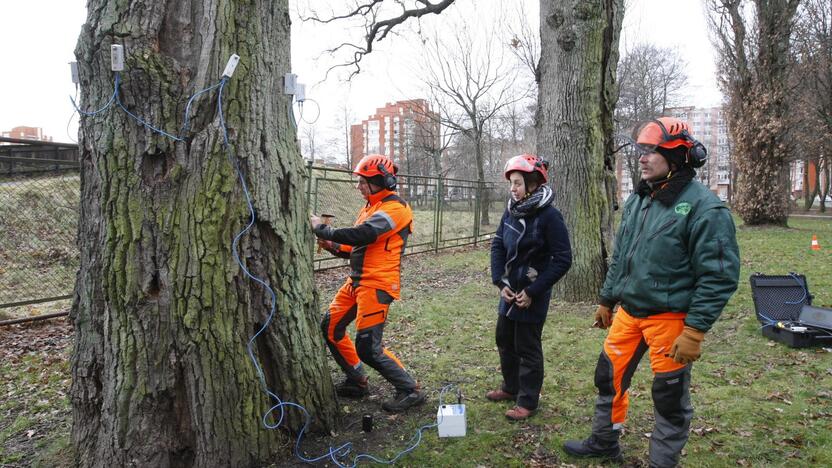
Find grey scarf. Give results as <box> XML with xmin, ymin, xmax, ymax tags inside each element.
<box><xmin>508</xmin><ymin>185</ymin><xmax>553</xmax><ymax>218</ymax></box>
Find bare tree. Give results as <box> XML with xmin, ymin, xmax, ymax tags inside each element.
<box><xmin>300</xmin><ymin>0</ymin><xmax>626</xmax><ymax>301</ymax></box>
<box><xmin>408</xmin><ymin>104</ymin><xmax>456</xmax><ymax>177</ymax></box>
<box><xmin>300</xmin><ymin>0</ymin><xmax>457</xmax><ymax>77</ymax></box>
<box><xmin>792</xmin><ymin>0</ymin><xmax>832</xmax><ymax>211</ymax></box>
<box><xmin>708</xmin><ymin>0</ymin><xmax>801</xmax><ymax>225</ymax></box>
<box><xmin>332</xmin><ymin>100</ymin><xmax>355</xmax><ymax>168</ymax></box>
<box><xmin>616</xmin><ymin>43</ymin><xmax>688</xmax><ymax>188</ymax></box>
<box><xmin>420</xmin><ymin>25</ymin><xmax>524</xmax><ymax>225</ymax></box>
<box><xmin>301</xmin><ymin>124</ymin><xmax>320</xmax><ymax>162</ymax></box>
<box><xmin>508</xmin><ymin>1</ymin><xmax>542</xmax><ymax>84</ymax></box>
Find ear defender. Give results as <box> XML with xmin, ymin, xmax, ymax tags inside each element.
<box><xmin>651</xmin><ymin>119</ymin><xmax>708</xmax><ymax>169</ymax></box>
<box><xmin>680</xmin><ymin>131</ymin><xmax>708</xmax><ymax>168</ymax></box>
<box><xmin>377</xmin><ymin>163</ymin><xmax>398</xmax><ymax>190</ymax></box>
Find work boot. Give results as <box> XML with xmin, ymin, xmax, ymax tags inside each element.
<box><xmin>381</xmin><ymin>388</ymin><xmax>426</xmax><ymax>413</ymax></box>
<box><xmin>485</xmin><ymin>389</ymin><xmax>516</xmax><ymax>402</ymax></box>
<box><xmin>505</xmin><ymin>406</ymin><xmax>534</xmax><ymax>421</ymax></box>
<box><xmin>335</xmin><ymin>376</ymin><xmax>369</xmax><ymax>398</ymax></box>
<box><xmin>563</xmin><ymin>434</ymin><xmax>623</xmax><ymax>462</ymax></box>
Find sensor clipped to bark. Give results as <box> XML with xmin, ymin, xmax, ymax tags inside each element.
<box><xmin>110</xmin><ymin>45</ymin><xmax>125</xmax><ymax>71</ymax></box>
<box><xmin>295</xmin><ymin>83</ymin><xmax>306</xmax><ymax>102</ymax></box>
<box><xmin>222</xmin><ymin>54</ymin><xmax>240</xmax><ymax>78</ymax></box>
<box><xmin>69</xmin><ymin>62</ymin><xmax>79</xmax><ymax>84</ymax></box>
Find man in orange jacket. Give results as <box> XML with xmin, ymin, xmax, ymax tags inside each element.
<box><xmin>311</xmin><ymin>154</ymin><xmax>425</xmax><ymax>413</ymax></box>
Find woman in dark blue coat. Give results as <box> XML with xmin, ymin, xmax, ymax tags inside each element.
<box><xmin>487</xmin><ymin>154</ymin><xmax>572</xmax><ymax>420</ymax></box>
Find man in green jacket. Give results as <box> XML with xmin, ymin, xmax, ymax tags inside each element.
<box><xmin>564</xmin><ymin>117</ymin><xmax>740</xmax><ymax>467</ymax></box>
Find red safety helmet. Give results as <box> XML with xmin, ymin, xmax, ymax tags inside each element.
<box><xmin>503</xmin><ymin>154</ymin><xmax>549</xmax><ymax>184</ymax></box>
<box><xmin>353</xmin><ymin>154</ymin><xmax>398</xmax><ymax>178</ymax></box>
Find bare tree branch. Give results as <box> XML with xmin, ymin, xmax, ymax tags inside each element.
<box><xmin>301</xmin><ymin>0</ymin><xmax>457</xmax><ymax>79</ymax></box>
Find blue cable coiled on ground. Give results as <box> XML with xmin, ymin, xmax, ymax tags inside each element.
<box><xmin>70</xmin><ymin>67</ymin><xmax>447</xmax><ymax>466</ymax></box>
<box><xmin>216</xmin><ymin>78</ymin><xmax>451</xmax><ymax>467</ymax></box>
<box><xmin>757</xmin><ymin>272</ymin><xmax>809</xmax><ymax>330</ymax></box>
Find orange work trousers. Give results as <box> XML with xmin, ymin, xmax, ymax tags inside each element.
<box><xmin>320</xmin><ymin>282</ymin><xmax>415</xmax><ymax>392</ymax></box>
<box><xmin>590</xmin><ymin>308</ymin><xmax>693</xmax><ymax>467</ymax></box>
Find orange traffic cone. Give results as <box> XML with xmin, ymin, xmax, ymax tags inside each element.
<box><xmin>811</xmin><ymin>235</ymin><xmax>821</xmax><ymax>251</ymax></box>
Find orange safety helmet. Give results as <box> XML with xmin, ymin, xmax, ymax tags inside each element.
<box><xmin>503</xmin><ymin>154</ymin><xmax>549</xmax><ymax>184</ymax></box>
<box><xmin>353</xmin><ymin>154</ymin><xmax>398</xmax><ymax>189</ymax></box>
<box><xmin>636</xmin><ymin>117</ymin><xmax>707</xmax><ymax>168</ymax></box>
<box><xmin>636</xmin><ymin>117</ymin><xmax>694</xmax><ymax>150</ymax></box>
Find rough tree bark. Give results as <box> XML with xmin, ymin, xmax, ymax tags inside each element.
<box><xmin>710</xmin><ymin>0</ymin><xmax>800</xmax><ymax>226</ymax></box>
<box><xmin>70</xmin><ymin>1</ymin><xmax>337</xmax><ymax>466</ymax></box>
<box><xmin>537</xmin><ymin>0</ymin><xmax>623</xmax><ymax>301</ymax></box>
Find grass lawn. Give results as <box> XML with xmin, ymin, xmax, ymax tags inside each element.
<box><xmin>308</xmin><ymin>216</ymin><xmax>832</xmax><ymax>467</ymax></box>
<box><xmin>2</xmin><ymin>216</ymin><xmax>831</xmax><ymax>467</ymax></box>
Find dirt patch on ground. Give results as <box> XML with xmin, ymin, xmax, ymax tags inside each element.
<box><xmin>1</xmin><ymin>245</ymin><xmax>490</xmax><ymax>467</ymax></box>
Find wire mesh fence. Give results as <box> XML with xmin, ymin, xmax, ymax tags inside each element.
<box><xmin>309</xmin><ymin>165</ymin><xmax>503</xmax><ymax>270</ymax></box>
<box><xmin>1</xmin><ymin>162</ymin><xmax>505</xmax><ymax>309</ymax></box>
<box><xmin>0</xmin><ymin>171</ymin><xmax>81</xmax><ymax>309</ymax></box>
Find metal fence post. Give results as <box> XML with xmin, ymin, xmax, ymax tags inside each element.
<box><xmin>305</xmin><ymin>159</ymin><xmax>313</xmax><ymax>210</ymax></box>
<box><xmin>434</xmin><ymin>177</ymin><xmax>441</xmax><ymax>252</ymax></box>
<box><xmin>473</xmin><ymin>180</ymin><xmax>482</xmax><ymax>245</ymax></box>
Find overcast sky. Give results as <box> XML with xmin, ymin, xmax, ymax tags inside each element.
<box><xmin>0</xmin><ymin>0</ymin><xmax>722</xmax><ymax>145</ymax></box>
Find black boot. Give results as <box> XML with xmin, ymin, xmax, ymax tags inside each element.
<box><xmin>381</xmin><ymin>388</ymin><xmax>426</xmax><ymax>413</ymax></box>
<box><xmin>335</xmin><ymin>376</ymin><xmax>369</xmax><ymax>398</ymax></box>
<box><xmin>563</xmin><ymin>434</ymin><xmax>623</xmax><ymax>461</ymax></box>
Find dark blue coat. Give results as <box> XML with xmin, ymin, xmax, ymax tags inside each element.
<box><xmin>490</xmin><ymin>205</ymin><xmax>572</xmax><ymax>323</ymax></box>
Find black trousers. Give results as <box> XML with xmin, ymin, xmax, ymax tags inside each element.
<box><xmin>495</xmin><ymin>314</ymin><xmax>545</xmax><ymax>410</ymax></box>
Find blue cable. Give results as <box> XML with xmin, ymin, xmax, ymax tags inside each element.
<box><xmin>756</xmin><ymin>273</ymin><xmax>809</xmax><ymax>329</ymax></box>
<box><xmin>116</xmin><ymin>86</ymin><xmax>185</xmax><ymax>141</ymax></box>
<box><xmin>70</xmin><ymin>72</ymin><xmax>119</xmax><ymax>116</ymax></box>
<box><xmin>70</xmin><ymin>72</ymin><xmax>224</xmax><ymax>142</ymax></box>
<box><xmin>784</xmin><ymin>272</ymin><xmax>808</xmax><ymax>305</ymax></box>
<box><xmin>218</xmin><ymin>75</ymin><xmax>454</xmax><ymax>467</ymax></box>
<box><xmin>181</xmin><ymin>80</ymin><xmax>223</xmax><ymax>134</ymax></box>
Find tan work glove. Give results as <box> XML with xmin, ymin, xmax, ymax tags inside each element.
<box><xmin>668</xmin><ymin>326</ymin><xmax>706</xmax><ymax>364</ymax></box>
<box><xmin>593</xmin><ymin>305</ymin><xmax>614</xmax><ymax>329</ymax></box>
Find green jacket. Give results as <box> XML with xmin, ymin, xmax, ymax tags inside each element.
<box><xmin>599</xmin><ymin>179</ymin><xmax>740</xmax><ymax>332</ymax></box>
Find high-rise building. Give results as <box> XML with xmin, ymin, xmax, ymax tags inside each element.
<box><xmin>665</xmin><ymin>106</ymin><xmax>731</xmax><ymax>201</ymax></box>
<box><xmin>350</xmin><ymin>99</ymin><xmax>440</xmax><ymax>174</ymax></box>
<box><xmin>616</xmin><ymin>106</ymin><xmax>732</xmax><ymax>204</ymax></box>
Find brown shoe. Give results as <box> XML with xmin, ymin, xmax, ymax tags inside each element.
<box><xmin>486</xmin><ymin>389</ymin><xmax>515</xmax><ymax>402</ymax></box>
<box><xmin>505</xmin><ymin>406</ymin><xmax>534</xmax><ymax>420</ymax></box>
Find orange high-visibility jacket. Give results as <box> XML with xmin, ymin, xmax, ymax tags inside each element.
<box><xmin>314</xmin><ymin>189</ymin><xmax>413</xmax><ymax>298</ymax></box>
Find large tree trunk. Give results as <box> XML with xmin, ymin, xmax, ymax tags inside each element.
<box><xmin>70</xmin><ymin>1</ymin><xmax>338</xmax><ymax>466</ymax></box>
<box><xmin>537</xmin><ymin>0</ymin><xmax>623</xmax><ymax>301</ymax></box>
<box><xmin>726</xmin><ymin>0</ymin><xmax>798</xmax><ymax>226</ymax></box>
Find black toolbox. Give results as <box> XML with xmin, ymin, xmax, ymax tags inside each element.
<box><xmin>748</xmin><ymin>273</ymin><xmax>826</xmax><ymax>348</ymax></box>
